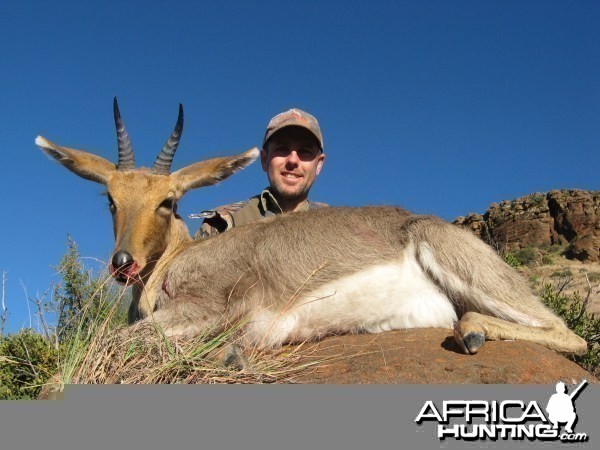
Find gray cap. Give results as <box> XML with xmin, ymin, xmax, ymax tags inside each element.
<box><xmin>263</xmin><ymin>108</ymin><xmax>323</xmax><ymax>150</ymax></box>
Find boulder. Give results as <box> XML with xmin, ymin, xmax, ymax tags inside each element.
<box><xmin>292</xmin><ymin>329</ymin><xmax>595</xmax><ymax>384</ymax></box>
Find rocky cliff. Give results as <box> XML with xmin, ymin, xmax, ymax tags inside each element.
<box><xmin>454</xmin><ymin>189</ymin><xmax>600</xmax><ymax>262</ymax></box>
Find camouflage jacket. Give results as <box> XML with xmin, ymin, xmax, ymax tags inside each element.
<box><xmin>191</xmin><ymin>188</ymin><xmax>328</xmax><ymax>239</ymax></box>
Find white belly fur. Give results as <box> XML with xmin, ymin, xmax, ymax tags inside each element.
<box><xmin>244</xmin><ymin>249</ymin><xmax>458</xmax><ymax>348</ymax></box>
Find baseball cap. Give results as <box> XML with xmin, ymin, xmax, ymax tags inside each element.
<box><xmin>263</xmin><ymin>108</ymin><xmax>324</xmax><ymax>151</ymax></box>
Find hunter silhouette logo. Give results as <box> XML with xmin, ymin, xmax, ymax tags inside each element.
<box><xmin>415</xmin><ymin>379</ymin><xmax>589</xmax><ymax>442</ymax></box>
<box><xmin>546</xmin><ymin>380</ymin><xmax>587</xmax><ymax>434</ymax></box>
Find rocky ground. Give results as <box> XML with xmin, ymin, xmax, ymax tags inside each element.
<box><xmin>292</xmin><ymin>329</ymin><xmax>595</xmax><ymax>384</ymax></box>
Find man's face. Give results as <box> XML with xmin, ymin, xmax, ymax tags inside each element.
<box><xmin>261</xmin><ymin>126</ymin><xmax>325</xmax><ymax>201</ymax></box>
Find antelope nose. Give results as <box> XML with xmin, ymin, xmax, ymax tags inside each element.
<box><xmin>112</xmin><ymin>250</ymin><xmax>134</xmax><ymax>270</ymax></box>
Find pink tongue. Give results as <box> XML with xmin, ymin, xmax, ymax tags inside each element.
<box><xmin>110</xmin><ymin>261</ymin><xmax>140</xmax><ymax>278</ymax></box>
<box><xmin>124</xmin><ymin>262</ymin><xmax>141</xmax><ymax>277</ymax></box>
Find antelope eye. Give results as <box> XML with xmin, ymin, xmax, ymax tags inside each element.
<box><xmin>108</xmin><ymin>195</ymin><xmax>116</xmax><ymax>214</ymax></box>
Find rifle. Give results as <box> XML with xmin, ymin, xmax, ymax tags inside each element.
<box><xmin>569</xmin><ymin>379</ymin><xmax>588</xmax><ymax>400</ymax></box>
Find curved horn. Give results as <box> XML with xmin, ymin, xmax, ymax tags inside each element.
<box><xmin>152</xmin><ymin>104</ymin><xmax>184</xmax><ymax>175</ymax></box>
<box><xmin>113</xmin><ymin>97</ymin><xmax>135</xmax><ymax>170</ymax></box>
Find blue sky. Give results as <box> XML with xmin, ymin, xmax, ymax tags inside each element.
<box><xmin>0</xmin><ymin>1</ymin><xmax>598</xmax><ymax>333</ymax></box>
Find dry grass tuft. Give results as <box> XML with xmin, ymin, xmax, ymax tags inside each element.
<box><xmin>38</xmin><ymin>319</ymin><xmax>326</xmax><ymax>397</ymax></box>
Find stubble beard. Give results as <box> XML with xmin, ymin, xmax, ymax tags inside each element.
<box><xmin>270</xmin><ymin>178</ymin><xmax>310</xmax><ymax>203</ymax></box>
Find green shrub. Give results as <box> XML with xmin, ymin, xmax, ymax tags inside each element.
<box><xmin>1</xmin><ymin>238</ymin><xmax>129</xmax><ymax>399</ymax></box>
<box><xmin>541</xmin><ymin>254</ymin><xmax>554</xmax><ymax>265</ymax></box>
<box><xmin>530</xmin><ymin>194</ymin><xmax>545</xmax><ymax>207</ymax></box>
<box><xmin>512</xmin><ymin>246</ymin><xmax>537</xmax><ymax>266</ymax></box>
<box><xmin>504</xmin><ymin>253</ymin><xmax>521</xmax><ymax>268</ymax></box>
<box><xmin>0</xmin><ymin>329</ymin><xmax>58</xmax><ymax>399</ymax></box>
<box><xmin>541</xmin><ymin>283</ymin><xmax>600</xmax><ymax>375</ymax></box>
<box><xmin>51</xmin><ymin>237</ymin><xmax>129</xmax><ymax>342</ymax></box>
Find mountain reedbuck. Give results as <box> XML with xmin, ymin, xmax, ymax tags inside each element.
<box><xmin>37</xmin><ymin>99</ymin><xmax>587</xmax><ymax>356</ymax></box>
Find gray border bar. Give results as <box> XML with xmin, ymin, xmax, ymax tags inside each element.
<box><xmin>0</xmin><ymin>384</ymin><xmax>597</xmax><ymax>450</ymax></box>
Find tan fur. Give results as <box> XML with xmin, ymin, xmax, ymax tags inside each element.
<box><xmin>37</xmin><ymin>135</ymin><xmax>588</xmax><ymax>356</ymax></box>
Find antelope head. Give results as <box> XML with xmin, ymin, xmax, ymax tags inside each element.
<box><xmin>37</xmin><ymin>98</ymin><xmax>259</xmax><ymax>284</ymax></box>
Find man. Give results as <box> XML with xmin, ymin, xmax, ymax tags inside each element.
<box><xmin>193</xmin><ymin>108</ymin><xmax>327</xmax><ymax>238</ymax></box>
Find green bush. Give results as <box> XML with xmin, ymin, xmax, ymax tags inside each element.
<box><xmin>0</xmin><ymin>238</ymin><xmax>128</xmax><ymax>399</ymax></box>
<box><xmin>530</xmin><ymin>194</ymin><xmax>545</xmax><ymax>207</ymax></box>
<box><xmin>504</xmin><ymin>253</ymin><xmax>521</xmax><ymax>268</ymax></box>
<box><xmin>512</xmin><ymin>246</ymin><xmax>537</xmax><ymax>266</ymax></box>
<box><xmin>541</xmin><ymin>283</ymin><xmax>600</xmax><ymax>375</ymax></box>
<box><xmin>0</xmin><ymin>329</ymin><xmax>58</xmax><ymax>399</ymax></box>
<box><xmin>51</xmin><ymin>237</ymin><xmax>128</xmax><ymax>342</ymax></box>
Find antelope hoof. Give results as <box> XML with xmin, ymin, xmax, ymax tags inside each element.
<box><xmin>462</xmin><ymin>332</ymin><xmax>485</xmax><ymax>354</ymax></box>
<box><xmin>454</xmin><ymin>322</ymin><xmax>485</xmax><ymax>355</ymax></box>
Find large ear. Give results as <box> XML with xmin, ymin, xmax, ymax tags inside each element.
<box><xmin>36</xmin><ymin>136</ymin><xmax>116</xmax><ymax>185</ymax></box>
<box><xmin>172</xmin><ymin>147</ymin><xmax>259</xmax><ymax>193</ymax></box>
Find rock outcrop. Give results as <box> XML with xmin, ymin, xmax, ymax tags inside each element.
<box><xmin>293</xmin><ymin>329</ymin><xmax>595</xmax><ymax>384</ymax></box>
<box><xmin>454</xmin><ymin>189</ymin><xmax>600</xmax><ymax>262</ymax></box>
